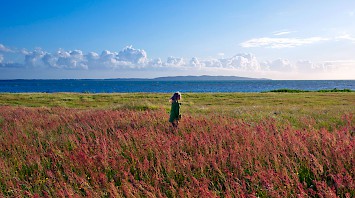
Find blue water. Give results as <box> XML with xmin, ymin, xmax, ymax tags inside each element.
<box><xmin>0</xmin><ymin>80</ymin><xmax>354</xmax><ymax>93</ymax></box>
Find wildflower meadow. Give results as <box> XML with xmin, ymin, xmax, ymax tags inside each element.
<box><xmin>0</xmin><ymin>93</ymin><xmax>354</xmax><ymax>197</ymax></box>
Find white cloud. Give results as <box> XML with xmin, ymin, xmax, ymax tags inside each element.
<box><xmin>297</xmin><ymin>60</ymin><xmax>318</xmax><ymax>71</ymax></box>
<box><xmin>295</xmin><ymin>60</ymin><xmax>334</xmax><ymax>73</ymax></box>
<box><xmin>189</xmin><ymin>57</ymin><xmax>202</xmax><ymax>69</ymax></box>
<box><xmin>201</xmin><ymin>59</ymin><xmax>223</xmax><ymax>68</ymax></box>
<box><xmin>262</xmin><ymin>59</ymin><xmax>296</xmax><ymax>71</ymax></box>
<box><xmin>63</xmin><ymin>50</ymin><xmax>88</xmax><ymax>69</ymax></box>
<box><xmin>321</xmin><ymin>62</ymin><xmax>338</xmax><ymax>71</ymax></box>
<box><xmin>41</xmin><ymin>46</ymin><xmax>149</xmax><ymax>70</ymax></box>
<box><xmin>295</xmin><ymin>59</ymin><xmax>355</xmax><ymax>74</ymax></box>
<box><xmin>43</xmin><ymin>49</ymin><xmax>88</xmax><ymax>69</ymax></box>
<box><xmin>273</xmin><ymin>31</ymin><xmax>292</xmax><ymax>36</ymax></box>
<box><xmin>87</xmin><ymin>46</ymin><xmax>149</xmax><ymax>69</ymax></box>
<box><xmin>165</xmin><ymin>56</ymin><xmax>186</xmax><ymax>67</ymax></box>
<box><xmin>321</xmin><ymin>60</ymin><xmax>355</xmax><ymax>71</ymax></box>
<box><xmin>198</xmin><ymin>54</ymin><xmax>260</xmax><ymax>70</ymax></box>
<box><xmin>0</xmin><ymin>44</ymin><xmax>12</xmax><ymax>52</ymax></box>
<box><xmin>20</xmin><ymin>49</ymin><xmax>30</xmax><ymax>55</ymax></box>
<box><xmin>25</xmin><ymin>49</ymin><xmax>46</xmax><ymax>67</ymax></box>
<box><xmin>0</xmin><ymin>61</ymin><xmax>23</xmax><ymax>68</ymax></box>
<box><xmin>148</xmin><ymin>58</ymin><xmax>163</xmax><ymax>67</ymax></box>
<box><xmin>84</xmin><ymin>52</ymin><xmax>101</xmax><ymax>69</ymax></box>
<box><xmin>0</xmin><ymin>44</ymin><xmax>288</xmax><ymax>72</ymax></box>
<box><xmin>86</xmin><ymin>52</ymin><xmax>99</xmax><ymax>60</ymax></box>
<box><xmin>99</xmin><ymin>50</ymin><xmax>120</xmax><ymax>67</ymax></box>
<box><xmin>241</xmin><ymin>37</ymin><xmax>329</xmax><ymax>48</ymax></box>
<box><xmin>336</xmin><ymin>34</ymin><xmax>355</xmax><ymax>43</ymax></box>
<box><xmin>117</xmin><ymin>46</ymin><xmax>148</xmax><ymax>65</ymax></box>
<box><xmin>1</xmin><ymin>44</ymin><xmax>354</xmax><ymax>79</ymax></box>
<box><xmin>224</xmin><ymin>54</ymin><xmax>260</xmax><ymax>70</ymax></box>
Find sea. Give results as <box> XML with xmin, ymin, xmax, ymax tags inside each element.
<box><xmin>0</xmin><ymin>79</ymin><xmax>354</xmax><ymax>93</ymax></box>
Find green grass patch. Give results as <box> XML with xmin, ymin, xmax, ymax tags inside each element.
<box><xmin>268</xmin><ymin>89</ymin><xmax>309</xmax><ymax>93</ymax></box>
<box><xmin>268</xmin><ymin>88</ymin><xmax>353</xmax><ymax>93</ymax></box>
<box><xmin>318</xmin><ymin>88</ymin><xmax>353</xmax><ymax>92</ymax></box>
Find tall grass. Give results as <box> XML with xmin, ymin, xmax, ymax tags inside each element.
<box><xmin>1</xmin><ymin>92</ymin><xmax>354</xmax><ymax>131</ymax></box>
<box><xmin>0</xmin><ymin>106</ymin><xmax>353</xmax><ymax>197</ymax></box>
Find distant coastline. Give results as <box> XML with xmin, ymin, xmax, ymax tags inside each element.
<box><xmin>101</xmin><ymin>75</ymin><xmax>270</xmax><ymax>81</ymax></box>
<box><xmin>0</xmin><ymin>75</ymin><xmax>270</xmax><ymax>81</ymax></box>
<box><xmin>4</xmin><ymin>75</ymin><xmax>355</xmax><ymax>81</ymax></box>
<box><xmin>152</xmin><ymin>75</ymin><xmax>270</xmax><ymax>81</ymax></box>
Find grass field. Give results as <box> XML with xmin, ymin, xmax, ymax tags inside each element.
<box><xmin>0</xmin><ymin>92</ymin><xmax>354</xmax><ymax>197</ymax></box>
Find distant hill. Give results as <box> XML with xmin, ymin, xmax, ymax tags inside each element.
<box><xmin>106</xmin><ymin>75</ymin><xmax>270</xmax><ymax>81</ymax></box>
<box><xmin>153</xmin><ymin>75</ymin><xmax>270</xmax><ymax>81</ymax></box>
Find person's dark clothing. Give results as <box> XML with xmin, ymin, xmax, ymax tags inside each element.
<box><xmin>169</xmin><ymin>100</ymin><xmax>180</xmax><ymax>123</ymax></box>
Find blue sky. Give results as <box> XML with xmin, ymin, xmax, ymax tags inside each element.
<box><xmin>1</xmin><ymin>0</ymin><xmax>355</xmax><ymax>79</ymax></box>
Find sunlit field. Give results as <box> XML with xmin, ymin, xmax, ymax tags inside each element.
<box><xmin>0</xmin><ymin>93</ymin><xmax>354</xmax><ymax>197</ymax></box>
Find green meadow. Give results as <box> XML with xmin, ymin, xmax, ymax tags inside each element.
<box><xmin>0</xmin><ymin>92</ymin><xmax>354</xmax><ymax>129</ymax></box>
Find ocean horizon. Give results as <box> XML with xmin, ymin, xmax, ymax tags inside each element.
<box><xmin>0</xmin><ymin>79</ymin><xmax>354</xmax><ymax>93</ymax></box>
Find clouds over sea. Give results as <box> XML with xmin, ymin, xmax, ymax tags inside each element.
<box><xmin>0</xmin><ymin>43</ymin><xmax>354</xmax><ymax>79</ymax></box>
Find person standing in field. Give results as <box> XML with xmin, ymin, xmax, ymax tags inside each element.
<box><xmin>169</xmin><ymin>92</ymin><xmax>181</xmax><ymax>128</ymax></box>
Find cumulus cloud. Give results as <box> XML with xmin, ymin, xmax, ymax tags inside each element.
<box><xmin>197</xmin><ymin>54</ymin><xmax>260</xmax><ymax>71</ymax></box>
<box><xmin>88</xmin><ymin>46</ymin><xmax>149</xmax><ymax>69</ymax></box>
<box><xmin>296</xmin><ymin>59</ymin><xmax>355</xmax><ymax>73</ymax></box>
<box><xmin>99</xmin><ymin>50</ymin><xmax>121</xmax><ymax>67</ymax></box>
<box><xmin>0</xmin><ymin>44</ymin><xmax>297</xmax><ymax>72</ymax></box>
<box><xmin>84</xmin><ymin>52</ymin><xmax>101</xmax><ymax>69</ymax></box>
<box><xmin>262</xmin><ymin>59</ymin><xmax>296</xmax><ymax>71</ymax></box>
<box><xmin>241</xmin><ymin>37</ymin><xmax>329</xmax><ymax>48</ymax></box>
<box><xmin>165</xmin><ymin>56</ymin><xmax>186</xmax><ymax>67</ymax></box>
<box><xmin>1</xmin><ymin>43</ymin><xmax>353</xmax><ymax>79</ymax></box>
<box><xmin>118</xmin><ymin>46</ymin><xmax>148</xmax><ymax>65</ymax></box>
<box><xmin>0</xmin><ymin>44</ymin><xmax>153</xmax><ymax>70</ymax></box>
<box><xmin>295</xmin><ymin>60</ymin><xmax>337</xmax><ymax>72</ymax></box>
<box><xmin>154</xmin><ymin>54</ymin><xmax>262</xmax><ymax>71</ymax></box>
<box><xmin>42</xmin><ymin>46</ymin><xmax>150</xmax><ymax>70</ymax></box>
<box><xmin>20</xmin><ymin>50</ymin><xmax>28</xmax><ymax>55</ymax></box>
<box><xmin>320</xmin><ymin>60</ymin><xmax>355</xmax><ymax>71</ymax></box>
<box><xmin>25</xmin><ymin>49</ymin><xmax>46</xmax><ymax>67</ymax></box>
<box><xmin>43</xmin><ymin>50</ymin><xmax>88</xmax><ymax>69</ymax></box>
<box><xmin>201</xmin><ymin>59</ymin><xmax>223</xmax><ymax>68</ymax></box>
<box><xmin>224</xmin><ymin>54</ymin><xmax>260</xmax><ymax>70</ymax></box>
<box><xmin>47</xmin><ymin>48</ymin><xmax>262</xmax><ymax>71</ymax></box>
<box><xmin>86</xmin><ymin>52</ymin><xmax>100</xmax><ymax>60</ymax></box>
<box><xmin>297</xmin><ymin>60</ymin><xmax>318</xmax><ymax>71</ymax></box>
<box><xmin>189</xmin><ymin>57</ymin><xmax>202</xmax><ymax>69</ymax></box>
<box><xmin>148</xmin><ymin>58</ymin><xmax>163</xmax><ymax>67</ymax></box>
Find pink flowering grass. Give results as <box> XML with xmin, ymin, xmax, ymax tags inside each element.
<box><xmin>0</xmin><ymin>106</ymin><xmax>354</xmax><ymax>197</ymax></box>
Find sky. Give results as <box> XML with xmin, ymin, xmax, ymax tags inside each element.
<box><xmin>1</xmin><ymin>0</ymin><xmax>355</xmax><ymax>80</ymax></box>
